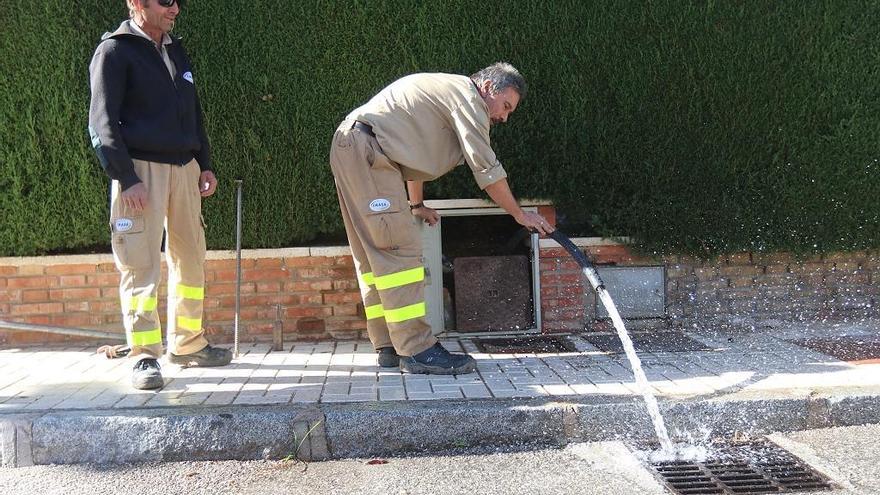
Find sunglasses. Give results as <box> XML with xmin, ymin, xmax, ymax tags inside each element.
<box><xmin>157</xmin><ymin>0</ymin><xmax>183</xmax><ymax>7</ymax></box>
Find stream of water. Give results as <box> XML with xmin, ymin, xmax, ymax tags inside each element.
<box><xmin>592</xmin><ymin>270</ymin><xmax>674</xmax><ymax>452</ymax></box>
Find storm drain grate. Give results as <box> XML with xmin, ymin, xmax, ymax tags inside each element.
<box><xmin>471</xmin><ymin>336</ymin><xmax>577</xmax><ymax>354</ymax></box>
<box><xmin>648</xmin><ymin>440</ymin><xmax>833</xmax><ymax>495</ymax></box>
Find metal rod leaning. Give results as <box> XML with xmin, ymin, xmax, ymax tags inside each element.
<box><xmin>234</xmin><ymin>179</ymin><xmax>243</xmax><ymax>359</ymax></box>
<box><xmin>272</xmin><ymin>304</ymin><xmax>283</xmax><ymax>351</ymax></box>
<box><xmin>0</xmin><ymin>320</ymin><xmax>125</xmax><ymax>341</ymax></box>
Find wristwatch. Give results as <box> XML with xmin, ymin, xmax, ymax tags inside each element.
<box><xmin>409</xmin><ymin>201</ymin><xmax>424</xmax><ymax>210</ymax></box>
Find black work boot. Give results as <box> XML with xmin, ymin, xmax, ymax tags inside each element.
<box><xmin>377</xmin><ymin>347</ymin><xmax>400</xmax><ymax>368</ymax></box>
<box><xmin>399</xmin><ymin>343</ymin><xmax>477</xmax><ymax>375</ymax></box>
<box><xmin>132</xmin><ymin>358</ymin><xmax>163</xmax><ymax>390</ymax></box>
<box><xmin>168</xmin><ymin>344</ymin><xmax>233</xmax><ymax>367</ymax></box>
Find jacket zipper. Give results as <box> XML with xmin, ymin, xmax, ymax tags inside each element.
<box><xmin>134</xmin><ymin>36</ymin><xmax>177</xmax><ymax>90</ymax></box>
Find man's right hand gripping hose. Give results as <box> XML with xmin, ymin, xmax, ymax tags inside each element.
<box><xmin>519</xmin><ymin>211</ymin><xmax>554</xmax><ymax>236</ymax></box>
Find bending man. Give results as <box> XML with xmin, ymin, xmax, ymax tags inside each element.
<box><xmin>329</xmin><ymin>62</ymin><xmax>553</xmax><ymax>375</ymax></box>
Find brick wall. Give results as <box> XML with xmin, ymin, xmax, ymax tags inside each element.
<box><xmin>539</xmin><ymin>241</ymin><xmax>647</xmax><ymax>332</ymax></box>
<box><xmin>538</xmin><ymin>240</ymin><xmax>880</xmax><ymax>332</ymax></box>
<box><xmin>664</xmin><ymin>251</ymin><xmax>879</xmax><ymax>326</ymax></box>
<box><xmin>2</xmin><ymin>242</ymin><xmax>877</xmax><ymax>346</ymax></box>
<box><xmin>0</xmin><ymin>247</ymin><xmax>366</xmax><ymax>346</ymax></box>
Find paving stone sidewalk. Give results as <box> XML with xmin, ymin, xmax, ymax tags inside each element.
<box><xmin>2</xmin><ymin>321</ymin><xmax>878</xmax><ymax>413</ymax></box>
<box><xmin>3</xmin><ymin>320</ymin><xmax>880</xmax><ymax>467</ymax></box>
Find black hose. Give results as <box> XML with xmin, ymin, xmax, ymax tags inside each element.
<box><xmin>547</xmin><ymin>229</ymin><xmax>606</xmax><ymax>290</ymax></box>
<box><xmin>548</xmin><ymin>230</ymin><xmax>594</xmax><ymax>270</ymax></box>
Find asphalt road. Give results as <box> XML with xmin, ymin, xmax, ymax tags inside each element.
<box><xmin>1</xmin><ymin>424</ymin><xmax>878</xmax><ymax>495</ymax></box>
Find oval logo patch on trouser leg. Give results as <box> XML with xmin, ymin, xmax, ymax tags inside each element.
<box><xmin>369</xmin><ymin>198</ymin><xmax>391</xmax><ymax>212</ymax></box>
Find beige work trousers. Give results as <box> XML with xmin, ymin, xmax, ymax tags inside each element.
<box><xmin>110</xmin><ymin>159</ymin><xmax>209</xmax><ymax>360</ymax></box>
<box><xmin>329</xmin><ymin>120</ymin><xmax>437</xmax><ymax>356</ymax></box>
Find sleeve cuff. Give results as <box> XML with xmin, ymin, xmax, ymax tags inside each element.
<box><xmin>119</xmin><ymin>171</ymin><xmax>141</xmax><ymax>191</ymax></box>
<box><xmin>473</xmin><ymin>161</ymin><xmax>508</xmax><ymax>190</ymax></box>
<box><xmin>195</xmin><ymin>153</ymin><xmax>212</xmax><ymax>172</ymax></box>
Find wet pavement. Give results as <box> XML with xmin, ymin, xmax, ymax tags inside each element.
<box><xmin>1</xmin><ymin>319</ymin><xmax>878</xmax><ymax>467</ymax></box>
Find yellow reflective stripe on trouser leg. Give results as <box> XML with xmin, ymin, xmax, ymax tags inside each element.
<box><xmin>130</xmin><ymin>328</ymin><xmax>162</xmax><ymax>346</ymax></box>
<box><xmin>364</xmin><ymin>303</ymin><xmax>385</xmax><ymax>320</ymax></box>
<box><xmin>177</xmin><ymin>284</ymin><xmax>204</xmax><ymax>300</ymax></box>
<box><xmin>384</xmin><ymin>302</ymin><xmax>426</xmax><ymax>323</ymax></box>
<box><xmin>374</xmin><ymin>267</ymin><xmax>424</xmax><ymax>290</ymax></box>
<box><xmin>361</xmin><ymin>272</ymin><xmax>375</xmax><ymax>287</ymax></box>
<box><xmin>177</xmin><ymin>316</ymin><xmax>202</xmax><ymax>332</ymax></box>
<box><xmin>128</xmin><ymin>294</ymin><xmax>158</xmax><ymax>313</ymax></box>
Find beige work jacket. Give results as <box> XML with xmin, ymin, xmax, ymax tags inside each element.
<box><xmin>347</xmin><ymin>72</ymin><xmax>508</xmax><ymax>190</ymax></box>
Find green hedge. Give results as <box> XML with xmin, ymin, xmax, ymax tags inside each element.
<box><xmin>2</xmin><ymin>0</ymin><xmax>878</xmax><ymax>257</ymax></box>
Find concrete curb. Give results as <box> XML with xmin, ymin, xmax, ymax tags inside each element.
<box><xmin>1</xmin><ymin>405</ymin><xmax>325</xmax><ymax>467</ymax></box>
<box><xmin>0</xmin><ymin>414</ymin><xmax>38</xmax><ymax>468</ymax></box>
<box><xmin>824</xmin><ymin>392</ymin><xmax>880</xmax><ymax>427</ymax></box>
<box><xmin>2</xmin><ymin>392</ymin><xmax>879</xmax><ymax>467</ymax></box>
<box><xmin>322</xmin><ymin>398</ymin><xmax>570</xmax><ymax>458</ymax></box>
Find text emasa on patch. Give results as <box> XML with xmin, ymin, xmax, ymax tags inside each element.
<box><xmin>369</xmin><ymin>198</ymin><xmax>391</xmax><ymax>212</ymax></box>
<box><xmin>115</xmin><ymin>218</ymin><xmax>134</xmax><ymax>232</ymax></box>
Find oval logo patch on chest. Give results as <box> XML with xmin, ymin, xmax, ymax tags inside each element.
<box><xmin>115</xmin><ymin>218</ymin><xmax>134</xmax><ymax>232</ymax></box>
<box><xmin>369</xmin><ymin>198</ymin><xmax>391</xmax><ymax>212</ymax></box>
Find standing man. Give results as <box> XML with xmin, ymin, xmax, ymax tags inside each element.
<box><xmin>88</xmin><ymin>0</ymin><xmax>232</xmax><ymax>390</ymax></box>
<box><xmin>329</xmin><ymin>63</ymin><xmax>553</xmax><ymax>375</ymax></box>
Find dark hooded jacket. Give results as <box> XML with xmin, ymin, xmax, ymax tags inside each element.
<box><xmin>88</xmin><ymin>21</ymin><xmax>211</xmax><ymax>190</ymax></box>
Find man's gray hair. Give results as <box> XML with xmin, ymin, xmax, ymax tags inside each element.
<box><xmin>127</xmin><ymin>0</ymin><xmax>144</xmax><ymax>20</ymax></box>
<box><xmin>470</xmin><ymin>62</ymin><xmax>527</xmax><ymax>99</ymax></box>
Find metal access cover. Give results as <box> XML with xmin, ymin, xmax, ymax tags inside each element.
<box><xmin>595</xmin><ymin>266</ymin><xmax>665</xmax><ymax>319</ymax></box>
<box><xmin>584</xmin><ymin>331</ymin><xmax>715</xmax><ymax>354</ymax></box>
<box><xmin>647</xmin><ymin>439</ymin><xmax>833</xmax><ymax>494</ymax></box>
<box><xmin>454</xmin><ymin>255</ymin><xmax>533</xmax><ymax>332</ymax></box>
<box><xmin>473</xmin><ymin>336</ymin><xmax>577</xmax><ymax>354</ymax></box>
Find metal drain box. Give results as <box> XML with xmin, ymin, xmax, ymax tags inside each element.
<box><xmin>595</xmin><ymin>266</ymin><xmax>665</xmax><ymax>319</ymax></box>
<box><xmin>453</xmin><ymin>255</ymin><xmax>533</xmax><ymax>332</ymax></box>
